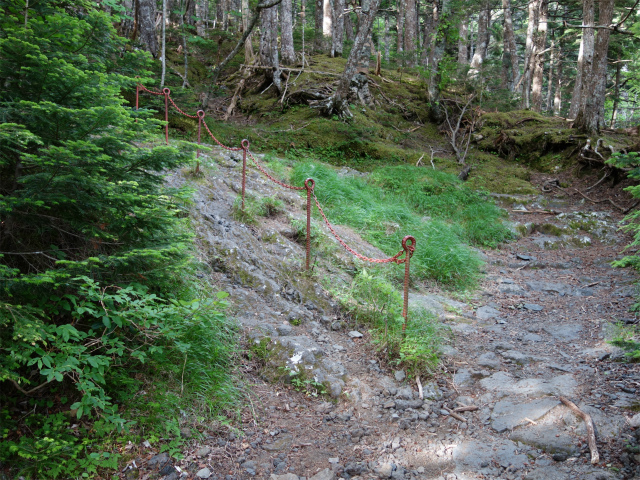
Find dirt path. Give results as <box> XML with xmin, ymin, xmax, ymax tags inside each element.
<box><xmin>133</xmin><ymin>149</ymin><xmax>640</xmax><ymax>480</ymax></box>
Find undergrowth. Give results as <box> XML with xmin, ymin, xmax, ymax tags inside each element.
<box><xmin>333</xmin><ymin>268</ymin><xmax>450</xmax><ymax>376</ymax></box>
<box><xmin>291</xmin><ymin>162</ymin><xmax>512</xmax><ymax>287</ymax></box>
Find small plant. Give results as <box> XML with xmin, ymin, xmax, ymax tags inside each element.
<box><xmin>231</xmin><ymin>195</ymin><xmax>259</xmax><ymax>225</ymax></box>
<box><xmin>284</xmin><ymin>367</ymin><xmax>327</xmax><ymax>397</ymax></box>
<box><xmin>290</xmin><ymin>318</ymin><xmax>302</xmax><ymax>326</ymax></box>
<box><xmin>258</xmin><ymin>196</ymin><xmax>285</xmax><ymax>217</ymax></box>
<box><xmin>608</xmin><ymin>322</ymin><xmax>640</xmax><ymax>362</ymax></box>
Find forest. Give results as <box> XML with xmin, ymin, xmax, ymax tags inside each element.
<box><xmin>2</xmin><ymin>0</ymin><xmax>640</xmax><ymax>478</ymax></box>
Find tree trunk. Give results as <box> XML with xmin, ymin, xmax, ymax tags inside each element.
<box><xmin>138</xmin><ymin>0</ymin><xmax>158</xmax><ymax>57</ymax></box>
<box><xmin>260</xmin><ymin>5</ymin><xmax>282</xmax><ymax>93</ymax></box>
<box><xmin>323</xmin><ymin>0</ymin><xmax>333</xmax><ymax>49</ymax></box>
<box><xmin>344</xmin><ymin>7</ymin><xmax>355</xmax><ymax>42</ymax></box>
<box><xmin>553</xmin><ymin>48</ymin><xmax>563</xmax><ymax>115</ymax></box>
<box><xmin>243</xmin><ymin>0</ymin><xmax>255</xmax><ymax>63</ymax></box>
<box><xmin>458</xmin><ymin>17</ymin><xmax>468</xmax><ymax>64</ymax></box>
<box><xmin>545</xmin><ymin>38</ymin><xmax>554</xmax><ymax>111</ymax></box>
<box><xmin>530</xmin><ymin>0</ymin><xmax>548</xmax><ymax>111</ymax></box>
<box><xmin>195</xmin><ymin>0</ymin><xmax>207</xmax><ymax>36</ymax></box>
<box><xmin>568</xmin><ymin>0</ymin><xmax>594</xmax><ymax>119</ymax></box>
<box><xmin>160</xmin><ymin>0</ymin><xmax>166</xmax><ymax>87</ymax></box>
<box><xmin>610</xmin><ymin>57</ymin><xmax>621</xmax><ymax>128</ymax></box>
<box><xmin>281</xmin><ymin>0</ymin><xmax>296</xmax><ymax>64</ymax></box>
<box><xmin>314</xmin><ymin>0</ymin><xmax>324</xmax><ymax>51</ymax></box>
<box><xmin>332</xmin><ymin>0</ymin><xmax>345</xmax><ymax>56</ymax></box>
<box><xmin>404</xmin><ymin>0</ymin><xmax>418</xmax><ymax>65</ymax></box>
<box><xmin>521</xmin><ymin>0</ymin><xmax>539</xmax><ymax>107</ymax></box>
<box><xmin>383</xmin><ymin>12</ymin><xmax>390</xmax><ymax>61</ymax></box>
<box><xmin>574</xmin><ymin>0</ymin><xmax>614</xmax><ymax>133</ymax></box>
<box><xmin>502</xmin><ymin>0</ymin><xmax>518</xmax><ymax>89</ymax></box>
<box><xmin>324</xmin><ymin>0</ymin><xmax>381</xmax><ymax>117</ymax></box>
<box><xmin>397</xmin><ymin>0</ymin><xmax>404</xmax><ymax>55</ymax></box>
<box><xmin>420</xmin><ymin>1</ymin><xmax>434</xmax><ymax>65</ymax></box>
<box><xmin>468</xmin><ymin>2</ymin><xmax>489</xmax><ymax>77</ymax></box>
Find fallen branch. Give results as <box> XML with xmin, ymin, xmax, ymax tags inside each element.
<box><xmin>559</xmin><ymin>396</ymin><xmax>599</xmax><ymax>464</ymax></box>
<box><xmin>453</xmin><ymin>405</ymin><xmax>479</xmax><ymax>413</ymax></box>
<box><xmin>443</xmin><ymin>405</ymin><xmax>467</xmax><ymax>422</ymax></box>
<box><xmin>574</xmin><ymin>189</ymin><xmax>625</xmax><ymax>212</ymax></box>
<box><xmin>416</xmin><ymin>375</ymin><xmax>424</xmax><ymax>400</ymax></box>
<box><xmin>511</xmin><ymin>209</ymin><xmax>561</xmax><ymax>215</ymax></box>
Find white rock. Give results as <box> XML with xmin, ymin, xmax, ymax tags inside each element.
<box><xmin>196</xmin><ymin>468</ymin><xmax>212</xmax><ymax>479</ymax></box>
<box><xmin>629</xmin><ymin>413</ymin><xmax>640</xmax><ymax>428</ymax></box>
<box><xmin>348</xmin><ymin>331</ymin><xmax>363</xmax><ymax>338</ymax></box>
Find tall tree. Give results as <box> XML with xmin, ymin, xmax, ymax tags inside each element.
<box><xmin>332</xmin><ymin>0</ymin><xmax>346</xmax><ymax>57</ymax></box>
<box><xmin>501</xmin><ymin>0</ymin><xmax>518</xmax><ymax>89</ymax></box>
<box><xmin>161</xmin><ymin>0</ymin><xmax>167</xmax><ymax>87</ymax></box>
<box><xmin>260</xmin><ymin>5</ymin><xmax>282</xmax><ymax>92</ymax></box>
<box><xmin>458</xmin><ymin>17</ymin><xmax>469</xmax><ymax>64</ymax></box>
<box><xmin>315</xmin><ymin>0</ymin><xmax>324</xmax><ymax>50</ymax></box>
<box><xmin>568</xmin><ymin>0</ymin><xmax>595</xmax><ymax>118</ymax></box>
<box><xmin>469</xmin><ymin>3</ymin><xmax>490</xmax><ymax>78</ymax></box>
<box><xmin>281</xmin><ymin>0</ymin><xmax>296</xmax><ymax>64</ymax></box>
<box><xmin>520</xmin><ymin>0</ymin><xmax>539</xmax><ymax>107</ymax></box>
<box><xmin>323</xmin><ymin>0</ymin><xmax>381</xmax><ymax>117</ymax></box>
<box><xmin>574</xmin><ymin>0</ymin><xmax>614</xmax><ymax>132</ymax></box>
<box><xmin>137</xmin><ymin>0</ymin><xmax>158</xmax><ymax>57</ymax></box>
<box><xmin>530</xmin><ymin>0</ymin><xmax>548</xmax><ymax>111</ymax></box>
<box><xmin>404</xmin><ymin>0</ymin><xmax>418</xmax><ymax>64</ymax></box>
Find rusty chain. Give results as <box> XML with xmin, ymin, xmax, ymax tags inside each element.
<box><xmin>246</xmin><ymin>150</ymin><xmax>306</xmax><ymax>191</ymax></box>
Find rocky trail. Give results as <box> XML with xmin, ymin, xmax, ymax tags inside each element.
<box><xmin>136</xmin><ymin>148</ymin><xmax>640</xmax><ymax>480</ymax></box>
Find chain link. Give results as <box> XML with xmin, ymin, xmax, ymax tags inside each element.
<box><xmin>137</xmin><ymin>84</ymin><xmax>165</xmax><ymax>96</ymax></box>
<box><xmin>168</xmin><ymin>95</ymin><xmax>199</xmax><ymax>119</ymax></box>
<box><xmin>201</xmin><ymin>119</ymin><xmax>244</xmax><ymax>152</ymax></box>
<box><xmin>312</xmin><ymin>192</ymin><xmax>410</xmax><ymax>264</ymax></box>
<box><xmin>247</xmin><ymin>150</ymin><xmax>306</xmax><ymax>191</ymax></box>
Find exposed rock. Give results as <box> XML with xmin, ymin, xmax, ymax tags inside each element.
<box><xmin>309</xmin><ymin>468</ymin><xmax>335</xmax><ymax>480</ymax></box>
<box><xmin>476</xmin><ymin>306</ymin><xmax>500</xmax><ymax>320</ymax></box>
<box><xmin>196</xmin><ymin>468</ymin><xmax>212</xmax><ymax>479</ymax></box>
<box><xmin>263</xmin><ymin>434</ymin><xmax>293</xmax><ymax>451</ymax></box>
<box><xmin>491</xmin><ymin>398</ymin><xmax>559</xmax><ymax>432</ymax></box>
<box><xmin>510</xmin><ymin>425</ymin><xmax>578</xmax><ymax>456</ymax></box>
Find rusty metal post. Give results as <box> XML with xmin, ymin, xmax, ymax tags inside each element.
<box><xmin>163</xmin><ymin>87</ymin><xmax>170</xmax><ymax>145</ymax></box>
<box><xmin>241</xmin><ymin>139</ymin><xmax>250</xmax><ymax>210</ymax></box>
<box><xmin>401</xmin><ymin>235</ymin><xmax>416</xmax><ymax>334</ymax></box>
<box><xmin>196</xmin><ymin>110</ymin><xmax>205</xmax><ymax>173</ymax></box>
<box><xmin>304</xmin><ymin>178</ymin><xmax>315</xmax><ymax>270</ymax></box>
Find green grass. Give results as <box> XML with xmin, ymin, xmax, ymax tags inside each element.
<box><xmin>292</xmin><ymin>162</ymin><xmax>513</xmax><ymax>288</ymax></box>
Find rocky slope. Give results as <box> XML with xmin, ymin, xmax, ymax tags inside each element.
<box><xmin>134</xmin><ymin>146</ymin><xmax>640</xmax><ymax>480</ymax></box>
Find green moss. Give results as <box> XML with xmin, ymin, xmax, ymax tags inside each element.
<box><xmin>536</xmin><ymin>223</ymin><xmax>567</xmax><ymax>236</ymax></box>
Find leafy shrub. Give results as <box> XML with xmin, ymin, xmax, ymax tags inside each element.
<box><xmin>0</xmin><ymin>3</ymin><xmax>237</xmax><ymax>477</ymax></box>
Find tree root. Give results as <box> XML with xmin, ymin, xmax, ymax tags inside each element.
<box><xmin>559</xmin><ymin>396</ymin><xmax>600</xmax><ymax>464</ymax></box>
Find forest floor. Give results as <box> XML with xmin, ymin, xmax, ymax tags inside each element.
<box><xmin>118</xmin><ymin>141</ymin><xmax>640</xmax><ymax>480</ymax></box>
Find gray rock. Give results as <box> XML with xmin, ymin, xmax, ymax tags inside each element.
<box><xmin>270</xmin><ymin>475</ymin><xmax>300</xmax><ymax>480</ymax></box>
<box><xmin>630</xmin><ymin>413</ymin><xmax>640</xmax><ymax>428</ymax></box>
<box><xmin>348</xmin><ymin>331</ymin><xmax>363</xmax><ymax>338</ymax></box>
<box><xmin>395</xmin><ymin>386</ymin><xmax>413</xmax><ymax>399</ymax></box>
<box><xmin>543</xmin><ymin>324</ymin><xmax>582</xmax><ymax>341</ymax></box>
<box><xmin>309</xmin><ymin>468</ymin><xmax>335</xmax><ymax>480</ymax></box>
<box><xmin>148</xmin><ymin>453</ymin><xmax>170</xmax><ymax>467</ymax></box>
<box><xmin>526</xmin><ymin>281</ymin><xmax>571</xmax><ymax>296</ymax></box>
<box><xmin>394</xmin><ymin>370</ymin><xmax>406</xmax><ymax>382</ymax></box>
<box><xmin>196</xmin><ymin>468</ymin><xmax>212</xmax><ymax>479</ymax></box>
<box><xmin>394</xmin><ymin>399</ymin><xmax>424</xmax><ymax>410</ymax></box>
<box><xmin>477</xmin><ymin>352</ymin><xmax>501</xmax><ymax>370</ymax></box>
<box><xmin>277</xmin><ymin>324</ymin><xmax>293</xmax><ymax>336</ymax></box>
<box><xmin>377</xmin><ymin>463</ymin><xmax>393</xmax><ymax>479</ymax></box>
<box><xmin>523</xmin><ymin>467</ymin><xmax>570</xmax><ymax>480</ymax></box>
<box><xmin>263</xmin><ymin>434</ymin><xmax>293</xmax><ymax>451</ymax></box>
<box><xmin>509</xmin><ymin>425</ymin><xmax>578</xmax><ymax>455</ymax></box>
<box><xmin>498</xmin><ymin>284</ymin><xmax>527</xmax><ymax>295</ymax></box>
<box><xmin>476</xmin><ymin>306</ymin><xmax>500</xmax><ymax>320</ymax></box>
<box><xmin>452</xmin><ymin>439</ymin><xmax>528</xmax><ymax>471</ymax></box>
<box><xmin>196</xmin><ymin>446</ymin><xmax>211</xmax><ymax>457</ymax></box>
<box><xmin>523</xmin><ymin>303</ymin><xmax>544</xmax><ymax>311</ymax></box>
<box><xmin>453</xmin><ymin>368</ymin><xmax>474</xmax><ymax>386</ymax></box>
<box><xmin>480</xmin><ymin>372</ymin><xmax>577</xmax><ymax>398</ymax></box>
<box><xmin>523</xmin><ymin>333</ymin><xmax>543</xmax><ymax>342</ymax></box>
<box><xmin>500</xmin><ymin>350</ymin><xmax>543</xmax><ymax>364</ymax></box>
<box><xmin>491</xmin><ymin>398</ymin><xmax>559</xmax><ymax>433</ymax></box>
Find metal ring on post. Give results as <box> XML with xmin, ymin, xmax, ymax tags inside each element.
<box><xmin>241</xmin><ymin>139</ymin><xmax>249</xmax><ymax>211</ymax></box>
<box><xmin>304</xmin><ymin>178</ymin><xmax>315</xmax><ymax>270</ymax></box>
<box><xmin>400</xmin><ymin>235</ymin><xmax>416</xmax><ymax>334</ymax></box>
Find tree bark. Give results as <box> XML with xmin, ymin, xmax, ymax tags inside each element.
<box><xmin>281</xmin><ymin>0</ymin><xmax>296</xmax><ymax>64</ymax></box>
<box><xmin>332</xmin><ymin>0</ymin><xmax>345</xmax><ymax>56</ymax></box>
<box><xmin>468</xmin><ymin>2</ymin><xmax>490</xmax><ymax>78</ymax></box>
<box><xmin>420</xmin><ymin>1</ymin><xmax>434</xmax><ymax>65</ymax></box>
<box><xmin>574</xmin><ymin>0</ymin><xmax>614</xmax><ymax>133</ymax></box>
<box><xmin>315</xmin><ymin>0</ymin><xmax>324</xmax><ymax>51</ymax></box>
<box><xmin>195</xmin><ymin>0</ymin><xmax>207</xmax><ymax>36</ymax></box>
<box><xmin>138</xmin><ymin>0</ymin><xmax>158</xmax><ymax>57</ymax></box>
<box><xmin>323</xmin><ymin>0</ymin><xmax>333</xmax><ymax>48</ymax></box>
<box><xmin>458</xmin><ymin>17</ymin><xmax>468</xmax><ymax>64</ymax></box>
<box><xmin>568</xmin><ymin>0</ymin><xmax>595</xmax><ymax>119</ymax></box>
<box><xmin>383</xmin><ymin>12</ymin><xmax>390</xmax><ymax>61</ymax></box>
<box><xmin>553</xmin><ymin>48</ymin><xmax>563</xmax><ymax>115</ymax></box>
<box><xmin>404</xmin><ymin>0</ymin><xmax>418</xmax><ymax>65</ymax></box>
<box><xmin>530</xmin><ymin>0</ymin><xmax>548</xmax><ymax>111</ymax></box>
<box><xmin>243</xmin><ymin>0</ymin><xmax>256</xmax><ymax>63</ymax></box>
<box><xmin>545</xmin><ymin>38</ymin><xmax>555</xmax><ymax>111</ymax></box>
<box><xmin>260</xmin><ymin>5</ymin><xmax>282</xmax><ymax>93</ymax></box>
<box><xmin>502</xmin><ymin>0</ymin><xmax>518</xmax><ymax>89</ymax></box>
<box><xmin>344</xmin><ymin>6</ymin><xmax>355</xmax><ymax>42</ymax></box>
<box><xmin>324</xmin><ymin>0</ymin><xmax>381</xmax><ymax>117</ymax></box>
<box><xmin>397</xmin><ymin>0</ymin><xmax>404</xmax><ymax>55</ymax></box>
<box><xmin>521</xmin><ymin>0</ymin><xmax>539</xmax><ymax>107</ymax></box>
<box><xmin>610</xmin><ymin>56</ymin><xmax>622</xmax><ymax>128</ymax></box>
